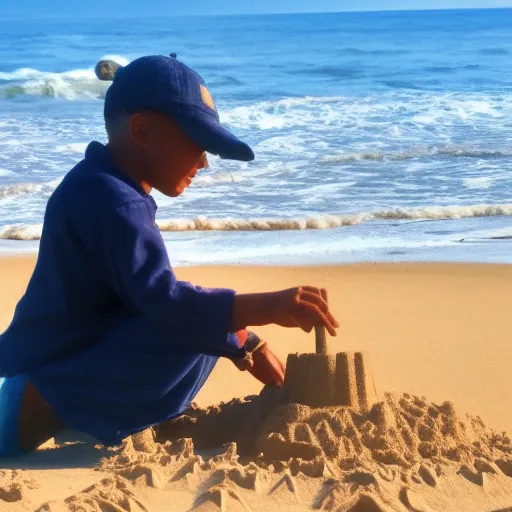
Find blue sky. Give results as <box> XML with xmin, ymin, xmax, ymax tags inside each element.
<box><xmin>2</xmin><ymin>0</ymin><xmax>512</xmax><ymax>17</ymax></box>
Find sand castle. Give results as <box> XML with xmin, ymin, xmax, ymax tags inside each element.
<box><xmin>283</xmin><ymin>326</ymin><xmax>378</xmax><ymax>411</ymax></box>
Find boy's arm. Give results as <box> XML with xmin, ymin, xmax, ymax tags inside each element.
<box><xmin>87</xmin><ymin>200</ymin><xmax>337</xmax><ymax>352</ymax></box>
<box><xmin>95</xmin><ymin>200</ymin><xmax>240</xmax><ymax>353</ymax></box>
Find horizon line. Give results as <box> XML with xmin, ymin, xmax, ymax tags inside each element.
<box><xmin>1</xmin><ymin>5</ymin><xmax>512</xmax><ymax>21</ymax></box>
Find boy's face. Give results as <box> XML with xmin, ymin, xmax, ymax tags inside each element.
<box><xmin>129</xmin><ymin>111</ymin><xmax>208</xmax><ymax>197</ymax></box>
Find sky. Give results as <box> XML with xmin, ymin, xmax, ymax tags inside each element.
<box><xmin>2</xmin><ymin>0</ymin><xmax>512</xmax><ymax>18</ymax></box>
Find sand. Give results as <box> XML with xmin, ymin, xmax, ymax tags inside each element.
<box><xmin>0</xmin><ymin>257</ymin><xmax>511</xmax><ymax>511</ymax></box>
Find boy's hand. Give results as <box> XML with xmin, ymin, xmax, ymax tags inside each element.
<box><xmin>269</xmin><ymin>286</ymin><xmax>339</xmax><ymax>336</ymax></box>
<box><xmin>231</xmin><ymin>286</ymin><xmax>339</xmax><ymax>336</ymax></box>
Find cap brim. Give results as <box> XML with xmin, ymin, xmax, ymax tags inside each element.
<box><xmin>172</xmin><ymin>113</ymin><xmax>255</xmax><ymax>162</ymax></box>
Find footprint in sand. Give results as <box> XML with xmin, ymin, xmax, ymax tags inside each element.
<box><xmin>0</xmin><ymin>469</ymin><xmax>35</xmax><ymax>503</ymax></box>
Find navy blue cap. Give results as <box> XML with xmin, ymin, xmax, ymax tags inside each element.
<box><xmin>104</xmin><ymin>55</ymin><xmax>254</xmax><ymax>162</ymax></box>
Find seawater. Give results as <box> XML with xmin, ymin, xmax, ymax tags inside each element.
<box><xmin>1</xmin><ymin>9</ymin><xmax>512</xmax><ymax>264</ymax></box>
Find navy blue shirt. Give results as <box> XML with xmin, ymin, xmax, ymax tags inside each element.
<box><xmin>0</xmin><ymin>142</ymin><xmax>242</xmax><ymax>444</ymax></box>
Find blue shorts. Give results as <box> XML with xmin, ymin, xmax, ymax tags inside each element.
<box><xmin>0</xmin><ymin>374</ymin><xmax>30</xmax><ymax>457</ymax></box>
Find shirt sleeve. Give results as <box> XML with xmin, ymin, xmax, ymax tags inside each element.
<box><xmin>93</xmin><ymin>199</ymin><xmax>242</xmax><ymax>356</ymax></box>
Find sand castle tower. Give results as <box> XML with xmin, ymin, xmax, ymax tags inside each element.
<box><xmin>283</xmin><ymin>326</ymin><xmax>378</xmax><ymax>411</ymax></box>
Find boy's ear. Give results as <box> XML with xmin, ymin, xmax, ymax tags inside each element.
<box><xmin>128</xmin><ymin>113</ymin><xmax>151</xmax><ymax>148</ymax></box>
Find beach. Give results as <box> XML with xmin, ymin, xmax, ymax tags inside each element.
<box><xmin>1</xmin><ymin>7</ymin><xmax>512</xmax><ymax>510</ymax></box>
<box><xmin>1</xmin><ymin>257</ymin><xmax>511</xmax><ymax>511</ymax></box>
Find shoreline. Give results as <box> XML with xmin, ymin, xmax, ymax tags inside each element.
<box><xmin>3</xmin><ymin>243</ymin><xmax>512</xmax><ymax>266</ymax></box>
<box><xmin>3</xmin><ymin>212</ymin><xmax>512</xmax><ymax>266</ymax></box>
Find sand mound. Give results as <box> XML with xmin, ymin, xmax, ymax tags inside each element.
<box><xmin>41</xmin><ymin>389</ymin><xmax>512</xmax><ymax>511</ymax></box>
<box><xmin>151</xmin><ymin>389</ymin><xmax>511</xmax><ymax>471</ymax></box>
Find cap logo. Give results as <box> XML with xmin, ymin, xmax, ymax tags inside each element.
<box><xmin>200</xmin><ymin>84</ymin><xmax>215</xmax><ymax>110</ymax></box>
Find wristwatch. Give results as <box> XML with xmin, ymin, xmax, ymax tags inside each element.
<box><xmin>233</xmin><ymin>331</ymin><xmax>267</xmax><ymax>371</ymax></box>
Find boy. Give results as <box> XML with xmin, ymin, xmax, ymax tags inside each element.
<box><xmin>0</xmin><ymin>55</ymin><xmax>338</xmax><ymax>456</ymax></box>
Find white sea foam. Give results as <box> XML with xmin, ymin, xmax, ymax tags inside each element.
<box><xmin>222</xmin><ymin>96</ymin><xmax>344</xmax><ymax>130</ymax></box>
<box><xmin>0</xmin><ymin>56</ymin><xmax>126</xmax><ymax>101</ymax></box>
<box><xmin>156</xmin><ymin>205</ymin><xmax>512</xmax><ymax>232</ymax></box>
<box><xmin>0</xmin><ymin>68</ymin><xmax>45</xmax><ymax>81</ymax></box>
<box><xmin>220</xmin><ymin>92</ymin><xmax>512</xmax><ymax>134</ymax></box>
<box><xmin>0</xmin><ymin>63</ymin><xmax>122</xmax><ymax>100</ymax></box>
<box><xmin>2</xmin><ymin>74</ymin><xmax>109</xmax><ymax>100</ymax></box>
<box><xmin>0</xmin><ymin>171</ymin><xmax>244</xmax><ymax>201</ymax></box>
<box><xmin>2</xmin><ymin>203</ymin><xmax>512</xmax><ymax>240</ymax></box>
<box><xmin>322</xmin><ymin>147</ymin><xmax>512</xmax><ymax>164</ymax></box>
<box><xmin>0</xmin><ymin>183</ymin><xmax>45</xmax><ymax>199</ymax></box>
<box><xmin>0</xmin><ymin>181</ymin><xmax>60</xmax><ymax>199</ymax></box>
<box><xmin>255</xmin><ymin>134</ymin><xmax>315</xmax><ymax>155</ymax></box>
<box><xmin>193</xmin><ymin>172</ymin><xmax>245</xmax><ymax>187</ymax></box>
<box><xmin>0</xmin><ymin>67</ymin><xmax>97</xmax><ymax>83</ymax></box>
<box><xmin>54</xmin><ymin>143</ymin><xmax>89</xmax><ymax>154</ymax></box>
<box><xmin>462</xmin><ymin>177</ymin><xmax>494</xmax><ymax>189</ymax></box>
<box><xmin>0</xmin><ymin>224</ymin><xmax>43</xmax><ymax>240</ymax></box>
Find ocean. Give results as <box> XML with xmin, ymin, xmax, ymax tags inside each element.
<box><xmin>1</xmin><ymin>8</ymin><xmax>512</xmax><ymax>265</ymax></box>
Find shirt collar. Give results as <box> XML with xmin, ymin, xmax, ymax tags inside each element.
<box><xmin>85</xmin><ymin>141</ymin><xmax>149</xmax><ymax>198</ymax></box>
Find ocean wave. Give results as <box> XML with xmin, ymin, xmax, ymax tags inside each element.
<box><xmin>462</xmin><ymin>177</ymin><xmax>493</xmax><ymax>189</ymax></box>
<box><xmin>0</xmin><ymin>68</ymin><xmax>109</xmax><ymax>100</ymax></box>
<box><xmin>221</xmin><ymin>95</ymin><xmax>353</xmax><ymax>130</ymax></box>
<box><xmin>54</xmin><ymin>143</ymin><xmax>89</xmax><ymax>154</ymax></box>
<box><xmin>0</xmin><ymin>55</ymin><xmax>128</xmax><ymax>100</ymax></box>
<box><xmin>193</xmin><ymin>172</ymin><xmax>245</xmax><ymax>187</ymax></box>
<box><xmin>0</xmin><ymin>224</ymin><xmax>43</xmax><ymax>240</ymax></box>
<box><xmin>0</xmin><ymin>172</ymin><xmax>241</xmax><ymax>200</ymax></box>
<box><xmin>0</xmin><ymin>181</ymin><xmax>59</xmax><ymax>199</ymax></box>
<box><xmin>3</xmin><ymin>203</ymin><xmax>512</xmax><ymax>240</ymax></box>
<box><xmin>0</xmin><ymin>183</ymin><xmax>45</xmax><ymax>198</ymax></box>
<box><xmin>322</xmin><ymin>147</ymin><xmax>512</xmax><ymax>164</ymax></box>
<box><xmin>221</xmin><ymin>92</ymin><xmax>511</xmax><ymax>133</ymax></box>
